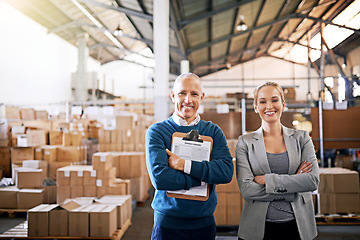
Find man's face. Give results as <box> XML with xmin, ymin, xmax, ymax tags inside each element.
<box><xmin>171</xmin><ymin>77</ymin><xmax>204</xmax><ymax>122</ymax></box>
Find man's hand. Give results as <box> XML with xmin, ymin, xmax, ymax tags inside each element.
<box><xmin>296</xmin><ymin>160</ymin><xmax>312</xmax><ymax>174</ymax></box>
<box><xmin>254</xmin><ymin>175</ymin><xmax>266</xmax><ymax>185</ymax></box>
<box><xmin>166</xmin><ymin>149</ymin><xmax>185</xmax><ymax>171</ymax></box>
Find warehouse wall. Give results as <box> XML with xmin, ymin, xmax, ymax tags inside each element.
<box><xmin>0</xmin><ymin>2</ymin><xmax>99</xmax><ymax>109</ymax></box>
<box><xmin>201</xmin><ymin>57</ymin><xmax>321</xmax><ymax>101</ymax></box>
<box><xmin>0</xmin><ymin>2</ymin><xmax>154</xmax><ymax>112</ymax></box>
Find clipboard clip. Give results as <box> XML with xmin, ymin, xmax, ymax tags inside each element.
<box><xmin>182</xmin><ymin>130</ymin><xmax>203</xmax><ymax>143</ymax></box>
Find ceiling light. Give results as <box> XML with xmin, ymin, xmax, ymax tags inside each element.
<box><xmin>236</xmin><ymin>15</ymin><xmax>247</xmax><ymax>31</ymax></box>
<box><xmin>114</xmin><ymin>24</ymin><xmax>123</xmax><ymax>36</ymax></box>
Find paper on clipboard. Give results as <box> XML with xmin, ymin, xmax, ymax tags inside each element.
<box><xmin>167</xmin><ymin>136</ymin><xmax>211</xmax><ymax>197</ymax></box>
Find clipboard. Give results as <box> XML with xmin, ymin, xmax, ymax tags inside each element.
<box><xmin>166</xmin><ymin>130</ymin><xmax>213</xmax><ymax>201</ymax></box>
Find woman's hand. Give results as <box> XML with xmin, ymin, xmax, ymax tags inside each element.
<box><xmin>254</xmin><ymin>175</ymin><xmax>266</xmax><ymax>185</ymax></box>
<box><xmin>166</xmin><ymin>149</ymin><xmax>185</xmax><ymax>171</ymax></box>
<box><xmin>296</xmin><ymin>160</ymin><xmax>312</xmax><ymax>174</ymax></box>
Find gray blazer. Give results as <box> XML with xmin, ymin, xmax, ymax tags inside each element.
<box><xmin>235</xmin><ymin>126</ymin><xmax>319</xmax><ymax>240</ymax></box>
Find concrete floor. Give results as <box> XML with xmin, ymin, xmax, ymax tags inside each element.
<box><xmin>1</xmin><ymin>195</ymin><xmax>360</xmax><ymax>239</ymax></box>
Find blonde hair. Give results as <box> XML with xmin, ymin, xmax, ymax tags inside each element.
<box><xmin>253</xmin><ymin>81</ymin><xmax>285</xmax><ymax>106</ymax></box>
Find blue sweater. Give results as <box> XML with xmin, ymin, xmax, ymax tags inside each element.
<box><xmin>145</xmin><ymin>116</ymin><xmax>233</xmax><ymax>229</ymax></box>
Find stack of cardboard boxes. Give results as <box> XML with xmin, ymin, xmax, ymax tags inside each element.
<box><xmin>214</xmin><ymin>160</ymin><xmax>243</xmax><ymax>225</ymax></box>
<box><xmin>0</xmin><ymin>160</ymin><xmax>48</xmax><ymax>209</ymax></box>
<box><xmin>28</xmin><ymin>194</ymin><xmax>132</xmax><ymax>238</ymax></box>
<box><xmin>56</xmin><ymin>154</ymin><xmax>132</xmax><ymax>204</ymax></box>
<box><xmin>317</xmin><ymin>167</ymin><xmax>360</xmax><ymax>214</ymax></box>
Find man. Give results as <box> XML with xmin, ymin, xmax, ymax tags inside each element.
<box><xmin>146</xmin><ymin>73</ymin><xmax>233</xmax><ymax>240</ymax></box>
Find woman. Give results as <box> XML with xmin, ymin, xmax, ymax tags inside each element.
<box><xmin>235</xmin><ymin>82</ymin><xmax>319</xmax><ymax>240</ymax></box>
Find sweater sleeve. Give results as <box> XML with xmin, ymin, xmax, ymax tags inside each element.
<box><xmin>189</xmin><ymin>124</ymin><xmax>233</xmax><ymax>184</ymax></box>
<box><xmin>145</xmin><ymin>124</ymin><xmax>202</xmax><ymax>191</ymax></box>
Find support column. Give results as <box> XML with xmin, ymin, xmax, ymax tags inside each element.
<box><xmin>154</xmin><ymin>0</ymin><xmax>170</xmax><ymax>121</ymax></box>
<box><xmin>76</xmin><ymin>33</ymin><xmax>89</xmax><ymax>102</ymax></box>
<box><xmin>319</xmin><ymin>23</ymin><xmax>325</xmax><ymax>167</ymax></box>
<box><xmin>180</xmin><ymin>60</ymin><xmax>189</xmax><ymax>74</ymax></box>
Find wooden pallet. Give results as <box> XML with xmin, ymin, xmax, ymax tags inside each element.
<box><xmin>316</xmin><ymin>213</ymin><xmax>360</xmax><ymax>225</ymax></box>
<box><xmin>0</xmin><ymin>219</ymin><xmax>131</xmax><ymax>239</ymax></box>
<box><xmin>0</xmin><ymin>209</ymin><xmax>28</xmax><ymax>218</ymax></box>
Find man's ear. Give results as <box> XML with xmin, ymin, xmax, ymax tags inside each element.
<box><xmin>199</xmin><ymin>92</ymin><xmax>205</xmax><ymax>103</ymax></box>
<box><xmin>170</xmin><ymin>90</ymin><xmax>175</xmax><ymax>103</ymax></box>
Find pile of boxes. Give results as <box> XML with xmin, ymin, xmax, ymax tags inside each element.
<box><xmin>214</xmin><ymin>160</ymin><xmax>243</xmax><ymax>225</ymax></box>
<box><xmin>0</xmin><ymin>160</ymin><xmax>50</xmax><ymax>209</ymax></box>
<box><xmin>28</xmin><ymin>195</ymin><xmax>132</xmax><ymax>238</ymax></box>
<box><xmin>316</xmin><ymin>167</ymin><xmax>360</xmax><ymax>214</ymax></box>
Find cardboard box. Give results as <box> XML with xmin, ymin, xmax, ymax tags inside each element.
<box><xmin>70</xmin><ymin>169</ymin><xmax>84</xmax><ymax>186</ymax></box>
<box><xmin>18</xmin><ymin>189</ymin><xmax>44</xmax><ymax>209</ymax></box>
<box><xmin>84</xmin><ymin>185</ymin><xmax>97</xmax><ymax>197</ymax></box>
<box><xmin>319</xmin><ymin>193</ymin><xmax>360</xmax><ymax>214</ymax></box>
<box><xmin>0</xmin><ymin>187</ymin><xmax>18</xmax><ymax>208</ymax></box>
<box><xmin>49</xmin><ymin>201</ymin><xmax>81</xmax><ymax>236</ymax></box>
<box><xmin>217</xmin><ymin>160</ymin><xmax>240</xmax><ymax>193</ymax></box>
<box><xmin>92</xmin><ymin>152</ymin><xmax>113</xmax><ymax>171</ymax></box>
<box><xmin>71</xmin><ymin>186</ymin><xmax>84</xmax><ymax>198</ymax></box>
<box><xmin>97</xmin><ymin>167</ymin><xmax>116</xmax><ymax>186</ymax></box>
<box><xmin>97</xmin><ymin>195</ymin><xmax>132</xmax><ymax>229</ymax></box>
<box><xmin>26</xmin><ymin>130</ymin><xmax>46</xmax><ymax>146</ymax></box>
<box><xmin>57</xmin><ymin>146</ymin><xmax>81</xmax><ymax>162</ymax></box>
<box><xmin>107</xmin><ymin>179</ymin><xmax>131</xmax><ymax>195</ymax></box>
<box><xmin>319</xmin><ymin>168</ymin><xmax>360</xmax><ymax>193</ymax></box>
<box><xmin>130</xmin><ymin>173</ymin><xmax>150</xmax><ymax>202</ymax></box>
<box><xmin>214</xmin><ymin>192</ymin><xmax>242</xmax><ymax>225</ymax></box>
<box><xmin>11</xmin><ymin>147</ymin><xmax>34</xmax><ymax>164</ymax></box>
<box><xmin>5</xmin><ymin>106</ymin><xmax>20</xmax><ymax>119</ymax></box>
<box><xmin>114</xmin><ymin>152</ymin><xmax>145</xmax><ymax>179</ymax></box>
<box><xmin>22</xmin><ymin>160</ymin><xmax>48</xmax><ymax>180</ymax></box>
<box><xmin>84</xmin><ymin>169</ymin><xmax>97</xmax><ymax>186</ymax></box>
<box><xmin>57</xmin><ymin>186</ymin><xmax>71</xmax><ymax>204</ymax></box>
<box><xmin>49</xmin><ymin>131</ymin><xmax>62</xmax><ymax>145</ymax></box>
<box><xmin>214</xmin><ymin>192</ymin><xmax>227</xmax><ymax>225</ymax></box>
<box><xmin>16</xmin><ymin>168</ymin><xmax>43</xmax><ymax>188</ymax></box>
<box><xmin>57</xmin><ymin>166</ymin><xmax>71</xmax><ymax>186</ymax></box>
<box><xmin>226</xmin><ymin>192</ymin><xmax>242</xmax><ymax>225</ymax></box>
<box><xmin>122</xmin><ymin>129</ymin><xmax>135</xmax><ymax>143</ymax></box>
<box><xmin>43</xmin><ymin>146</ymin><xmax>57</xmax><ymax>163</ymax></box>
<box><xmin>99</xmin><ymin>129</ymin><xmax>111</xmax><ymax>144</ymax></box>
<box><xmin>89</xmin><ymin>204</ymin><xmax>117</xmax><ymax>237</ymax></box>
<box><xmin>28</xmin><ymin>204</ymin><xmax>58</xmax><ymax>237</ymax></box>
<box><xmin>34</xmin><ymin>147</ymin><xmax>42</xmax><ymax>160</ymax></box>
<box><xmin>44</xmin><ymin>185</ymin><xmax>57</xmax><ymax>204</ymax></box>
<box><xmin>116</xmin><ymin>116</ymin><xmax>134</xmax><ymax>130</ymax></box>
<box><xmin>69</xmin><ymin>204</ymin><xmax>98</xmax><ymax>237</ymax></box>
<box><xmin>49</xmin><ymin>162</ymin><xmax>72</xmax><ymax>181</ymax></box>
<box><xmin>35</xmin><ymin>110</ymin><xmax>48</xmax><ymax>120</ymax></box>
<box><xmin>0</xmin><ymin>147</ymin><xmax>11</xmax><ymax>177</ymax></box>
<box><xmin>20</xmin><ymin>108</ymin><xmax>36</xmax><ymax>120</ymax></box>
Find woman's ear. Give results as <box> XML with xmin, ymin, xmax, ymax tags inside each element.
<box><xmin>254</xmin><ymin>105</ymin><xmax>258</xmax><ymax>113</ymax></box>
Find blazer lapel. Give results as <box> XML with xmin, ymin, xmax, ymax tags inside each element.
<box><xmin>282</xmin><ymin>125</ymin><xmax>298</xmax><ymax>174</ymax></box>
<box><xmin>252</xmin><ymin>128</ymin><xmax>271</xmax><ymax>174</ymax></box>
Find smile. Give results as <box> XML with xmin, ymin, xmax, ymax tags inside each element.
<box><xmin>265</xmin><ymin>111</ymin><xmax>276</xmax><ymax>115</ymax></box>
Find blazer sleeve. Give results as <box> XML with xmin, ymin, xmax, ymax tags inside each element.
<box><xmin>236</xmin><ymin>135</ymin><xmax>294</xmax><ymax>202</ymax></box>
<box><xmin>265</xmin><ymin>130</ymin><xmax>320</xmax><ymax>194</ymax></box>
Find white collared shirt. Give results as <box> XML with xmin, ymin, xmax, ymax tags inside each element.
<box><xmin>172</xmin><ymin>113</ymin><xmax>201</xmax><ymax>174</ymax></box>
<box><xmin>172</xmin><ymin>113</ymin><xmax>200</xmax><ymax>126</ymax></box>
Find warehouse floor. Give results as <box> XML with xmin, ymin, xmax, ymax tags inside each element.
<box><xmin>1</xmin><ymin>191</ymin><xmax>360</xmax><ymax>240</ymax></box>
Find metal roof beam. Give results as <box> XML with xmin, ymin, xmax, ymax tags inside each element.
<box><xmin>187</xmin><ymin>12</ymin><xmax>360</xmax><ymax>54</ymax></box>
<box><xmin>179</xmin><ymin>0</ymin><xmax>257</xmax><ymax>29</ymax></box>
<box><xmin>170</xmin><ymin>1</ymin><xmax>186</xmax><ymax>58</ymax></box>
<box><xmin>187</xmin><ymin>14</ymin><xmax>294</xmax><ymax>54</ymax></box>
<box><xmin>77</xmin><ymin>0</ymin><xmax>153</xmax><ymax>21</ymax></box>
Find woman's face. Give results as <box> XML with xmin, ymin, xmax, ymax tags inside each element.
<box><xmin>254</xmin><ymin>85</ymin><xmax>285</xmax><ymax>124</ymax></box>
